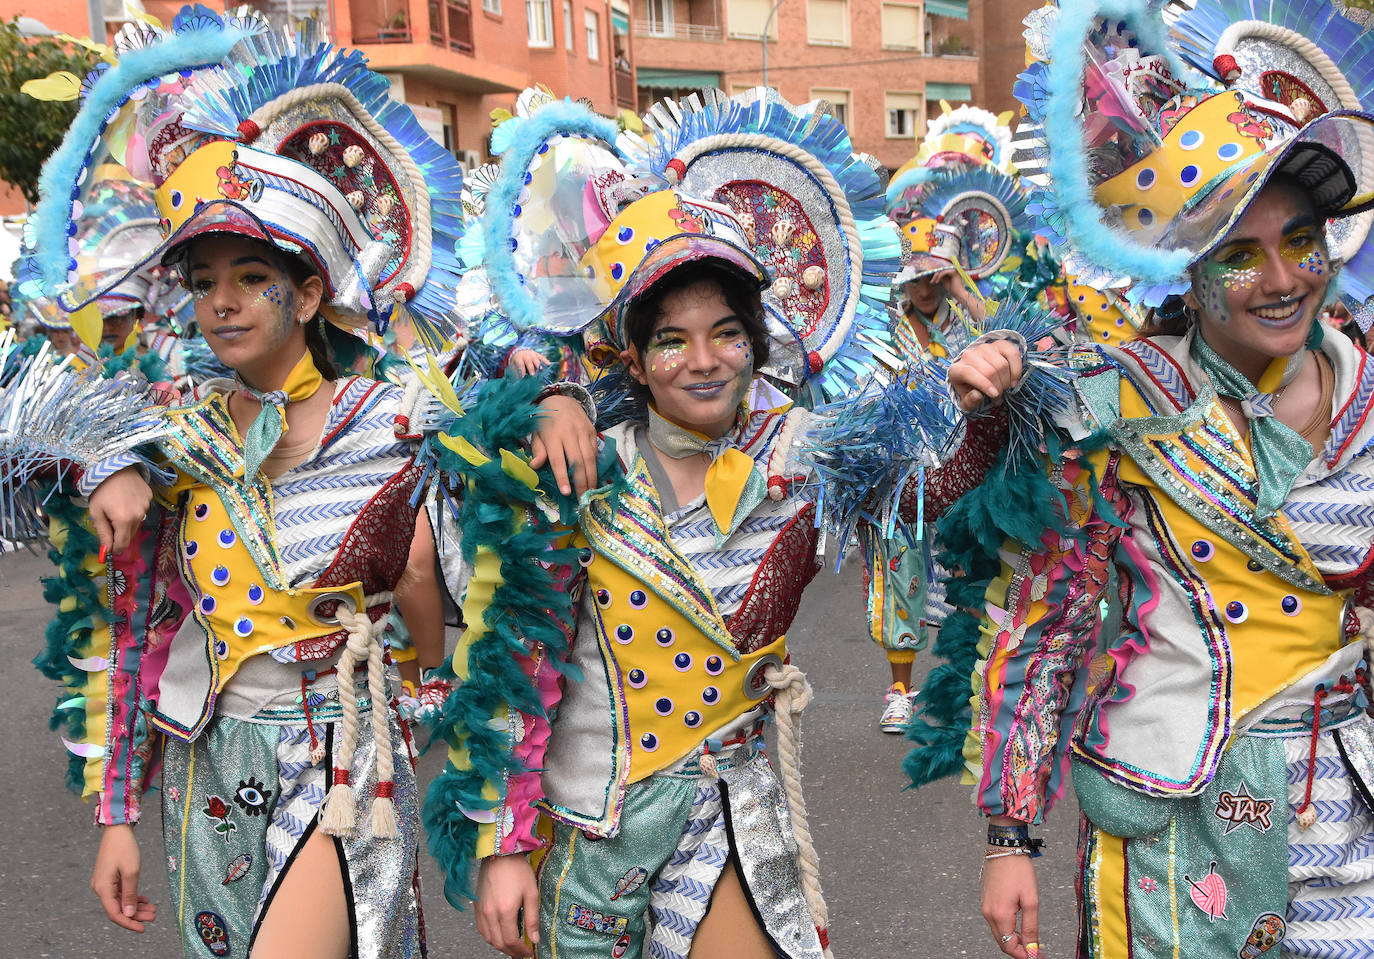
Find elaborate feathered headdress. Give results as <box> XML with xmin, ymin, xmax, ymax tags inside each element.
<box><xmin>20</xmin><ymin>5</ymin><xmax>466</xmax><ymax>350</ymax></box>
<box><xmin>472</xmin><ymin>86</ymin><xmax>906</xmax><ymax>402</ymax></box>
<box><xmin>1013</xmin><ymin>0</ymin><xmax>1374</xmax><ymax>307</ymax></box>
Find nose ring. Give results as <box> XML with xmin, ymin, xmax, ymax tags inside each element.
<box><xmin>216</xmin><ymin>309</ymin><xmax>227</xmax><ymax>319</ymax></box>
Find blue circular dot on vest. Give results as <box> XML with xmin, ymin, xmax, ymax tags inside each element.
<box><xmin>1180</xmin><ymin>165</ymin><xmax>1200</xmax><ymax>187</ymax></box>
<box><xmin>247</xmin><ymin>584</ymin><xmax>264</xmax><ymax>606</ymax></box>
<box><xmin>1247</xmin><ymin>559</ymin><xmax>1263</xmax><ymax>572</ymax></box>
<box><xmin>578</xmin><ymin>549</ymin><xmax>594</xmax><ymax>567</ymax></box>
<box><xmin>1190</xmin><ymin>540</ymin><xmax>1215</xmax><ymax>562</ymax></box>
<box><xmin>1217</xmin><ymin>142</ymin><xmax>1243</xmax><ymax>162</ymax></box>
<box><xmin>684</xmin><ymin>711</ymin><xmax>702</xmax><ymax>728</ymax></box>
<box><xmin>1179</xmin><ymin>129</ymin><xmax>1203</xmax><ymax>150</ymax></box>
<box><xmin>596</xmin><ymin>588</ymin><xmax>611</xmax><ymax>607</ymax></box>
<box><xmin>218</xmin><ymin>529</ymin><xmax>235</xmax><ymax>548</ymax></box>
<box><xmin>655</xmin><ymin>628</ymin><xmax>675</xmax><ymax>646</ymax></box>
<box><xmin>654</xmin><ymin>697</ymin><xmax>674</xmax><ymax>716</ymax></box>
<box><xmin>233</xmin><ymin>616</ymin><xmax>253</xmax><ymax>637</ymax></box>
<box><xmin>211</xmin><ymin>565</ymin><xmax>230</xmax><ymax>587</ymax></box>
<box><xmin>1219</xmin><ymin>189</ymin><xmax>1234</xmax><ymax>202</ymax></box>
<box><xmin>1246</xmin><ymin>171</ymin><xmax>1260</xmax><ymax>183</ymax></box>
<box><xmin>644</xmin><ymin>238</ymin><xmax>660</xmax><ymax>252</ymax></box>
<box><xmin>628</xmin><ymin>668</ymin><xmax>647</xmax><ymax>688</ymax></box>
<box><xmin>193</xmin><ymin>503</ymin><xmax>209</xmax><ymax>521</ymax></box>
<box><xmin>615</xmin><ymin>624</ymin><xmax>634</xmax><ymax>644</ymax></box>
<box><xmin>616</xmin><ymin>226</ymin><xmax>635</xmax><ymax>244</ymax></box>
<box><xmin>702</xmin><ymin>685</ymin><xmax>720</xmax><ymax>705</ymax></box>
<box><xmin>610</xmin><ymin>262</ymin><xmax>625</xmax><ymax>281</ymax></box>
<box><xmin>584</xmin><ymin>264</ymin><xmax>596</xmax><ymax>278</ymax></box>
<box><xmin>214</xmin><ymin>639</ymin><xmax>228</xmax><ymax>659</ymax></box>
<box><xmin>1135</xmin><ymin>168</ymin><xmax>1156</xmax><ymax>190</ymax></box>
<box><xmin>629</xmin><ymin>589</ymin><xmax>648</xmax><ymax>609</ymax></box>
<box><xmin>705</xmin><ymin>655</ymin><xmax>724</xmax><ymax>675</ymax></box>
<box><xmin>1281</xmin><ymin>595</ymin><xmax>1302</xmax><ymax>616</ymax></box>
<box><xmin>185</xmin><ymin>541</ymin><xmax>199</xmax><ymax>558</ymax></box>
<box><xmin>170</xmin><ymin>189</ymin><xmax>183</xmax><ymax>208</ymax></box>
<box><xmin>1225</xmin><ymin>600</ymin><xmax>1248</xmax><ymax>624</ymax></box>
<box><xmin>639</xmin><ymin>732</ymin><xmax>659</xmax><ymax>751</ymax></box>
<box><xmin>200</xmin><ymin>595</ymin><xmax>217</xmax><ymax>615</ymax></box>
<box><xmin>1138</xmin><ymin>208</ymin><xmax>1154</xmax><ymax>227</ymax></box>
<box><xmin>674</xmin><ymin>652</ymin><xmax>693</xmax><ymax>671</ymax></box>
<box><xmin>1077</xmin><ymin>294</ymin><xmax>1087</xmax><ymax>302</ymax></box>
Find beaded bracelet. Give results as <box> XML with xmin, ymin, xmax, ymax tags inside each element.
<box><xmin>984</xmin><ymin>849</ymin><xmax>1032</xmax><ymax>861</ymax></box>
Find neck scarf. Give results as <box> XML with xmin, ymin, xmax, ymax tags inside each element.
<box><xmin>238</xmin><ymin>351</ymin><xmax>324</xmax><ymax>484</ymax></box>
<box><xmin>647</xmin><ymin>404</ymin><xmax>766</xmax><ymax>543</ymax></box>
<box><xmin>1189</xmin><ymin>330</ymin><xmax>1314</xmax><ymax>520</ymax></box>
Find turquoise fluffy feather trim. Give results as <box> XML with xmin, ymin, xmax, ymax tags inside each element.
<box><xmin>482</xmin><ymin>102</ymin><xmax>619</xmax><ymax>334</ymax></box>
<box><xmin>27</xmin><ymin>7</ymin><xmax>252</xmax><ymax>299</ymax></box>
<box><xmin>421</xmin><ymin>373</ymin><xmax>624</xmax><ymax>906</ymax></box>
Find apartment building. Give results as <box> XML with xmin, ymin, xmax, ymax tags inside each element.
<box><xmin>0</xmin><ymin>0</ymin><xmax>636</xmax><ymax>213</ymax></box>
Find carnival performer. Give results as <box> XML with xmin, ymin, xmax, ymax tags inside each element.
<box><xmin>11</xmin><ymin>11</ymin><xmax>595</xmax><ymax>958</ymax></box>
<box><xmin>418</xmin><ymin>88</ymin><xmax>1010</xmax><ymax>959</ymax></box>
<box><xmin>905</xmin><ymin>1</ymin><xmax>1374</xmax><ymax>956</ymax></box>
<box><xmin>866</xmin><ymin>109</ymin><xmax>1033</xmax><ymax>731</ymax></box>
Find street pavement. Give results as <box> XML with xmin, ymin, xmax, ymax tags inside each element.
<box><xmin>1</xmin><ymin>545</ymin><xmax>1080</xmax><ymax>958</ymax></box>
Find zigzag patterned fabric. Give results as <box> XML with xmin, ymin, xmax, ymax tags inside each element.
<box><xmin>257</xmin><ymin>724</ymin><xmax>328</xmax><ymax>911</ymax></box>
<box><xmin>1284</xmin><ymin>734</ymin><xmax>1374</xmax><ymax>956</ymax></box>
<box><xmin>647</xmin><ymin>781</ymin><xmax>730</xmax><ymax>959</ymax></box>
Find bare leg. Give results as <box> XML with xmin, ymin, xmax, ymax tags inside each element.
<box><xmin>250</xmin><ymin>828</ymin><xmax>351</xmax><ymax>959</ymax></box>
<box><xmin>687</xmin><ymin>859</ymin><xmax>776</xmax><ymax>959</ymax></box>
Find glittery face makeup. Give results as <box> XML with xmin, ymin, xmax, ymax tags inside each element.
<box><xmin>633</xmin><ymin>280</ymin><xmax>757</xmax><ymax>438</ymax></box>
<box><xmin>184</xmin><ymin>235</ymin><xmax>312</xmax><ymax>385</ymax></box>
<box><xmin>1189</xmin><ymin>180</ymin><xmax>1330</xmax><ymax>380</ymax></box>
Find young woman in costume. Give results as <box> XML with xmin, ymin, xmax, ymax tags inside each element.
<box><xmin>16</xmin><ymin>12</ymin><xmax>592</xmax><ymax>958</ymax></box>
<box><xmin>916</xmin><ymin>2</ymin><xmax>1374</xmax><ymax>956</ymax></box>
<box><xmin>421</xmin><ymin>89</ymin><xmax>1009</xmax><ymax>959</ymax></box>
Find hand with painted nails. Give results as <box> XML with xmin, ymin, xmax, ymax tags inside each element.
<box><xmin>948</xmin><ymin>339</ymin><xmax>1024</xmax><ymax>412</ymax></box>
<box><xmin>530</xmin><ymin>394</ymin><xmax>599</xmax><ymax>499</ymax></box>
<box><xmin>983</xmin><ymin>828</ymin><xmax>1041</xmax><ymax>959</ymax></box>
<box><xmin>92</xmin><ymin>823</ymin><xmax>157</xmax><ymax>933</ymax></box>
<box><xmin>475</xmin><ymin>853</ymin><xmax>540</xmax><ymax>957</ymax></box>
<box><xmin>87</xmin><ymin>466</ymin><xmax>154</xmax><ymax>555</ymax></box>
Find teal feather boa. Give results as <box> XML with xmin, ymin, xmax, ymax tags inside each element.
<box><xmin>422</xmin><ymin>374</ymin><xmax>624</xmax><ymax>906</ymax></box>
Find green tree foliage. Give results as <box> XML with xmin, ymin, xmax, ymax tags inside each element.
<box><xmin>0</xmin><ymin>19</ymin><xmax>99</xmax><ymax>206</ymax></box>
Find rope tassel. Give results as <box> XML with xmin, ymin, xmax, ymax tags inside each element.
<box><xmin>320</xmin><ymin>596</ymin><xmax>400</xmax><ymax>840</ymax></box>
<box><xmin>764</xmin><ymin>662</ymin><xmax>835</xmax><ymax>959</ymax></box>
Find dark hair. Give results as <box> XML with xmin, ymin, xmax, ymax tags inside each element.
<box><xmin>1137</xmin><ymin>295</ymin><xmax>1193</xmax><ymax>338</ymax></box>
<box><xmin>621</xmin><ymin>258</ymin><xmax>770</xmax><ymax>369</ymax></box>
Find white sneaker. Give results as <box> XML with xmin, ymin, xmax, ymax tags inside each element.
<box><xmin>879</xmin><ymin>683</ymin><xmax>914</xmax><ymax>733</ymax></box>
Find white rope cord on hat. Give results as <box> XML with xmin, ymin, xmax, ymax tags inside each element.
<box><xmin>1218</xmin><ymin>22</ymin><xmax>1359</xmax><ymax>110</ymax></box>
<box><xmin>763</xmin><ymin>660</ymin><xmax>835</xmax><ymax>959</ymax></box>
<box><xmin>245</xmin><ymin>83</ymin><xmax>433</xmax><ymax>300</ymax></box>
<box><xmin>319</xmin><ymin>591</ymin><xmax>402</xmax><ymax>840</ymax></box>
<box><xmin>664</xmin><ymin>133</ymin><xmax>862</xmax><ymax>368</ymax></box>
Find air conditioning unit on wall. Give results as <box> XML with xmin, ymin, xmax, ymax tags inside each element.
<box><xmin>457</xmin><ymin>149</ymin><xmax>483</xmax><ymax>170</ymax></box>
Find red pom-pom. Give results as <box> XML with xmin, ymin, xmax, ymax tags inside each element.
<box><xmin>394</xmin><ymin>282</ymin><xmax>415</xmax><ymax>302</ymax></box>
<box><xmin>237</xmin><ymin>119</ymin><xmax>261</xmax><ymax>142</ymax></box>
<box><xmin>332</xmin><ymin>769</ymin><xmax>351</xmax><ymax>786</ymax></box>
<box><xmin>393</xmin><ymin>414</ymin><xmax>410</xmax><ymax>437</ymax></box>
<box><xmin>375</xmin><ymin>780</ymin><xmax>396</xmax><ymax>799</ymax></box>
<box><xmin>807</xmin><ymin>351</ymin><xmax>824</xmax><ymax>374</ymax></box>
<box><xmin>665</xmin><ymin>158</ymin><xmax>687</xmax><ymax>183</ymax></box>
<box><xmin>1213</xmin><ymin>54</ymin><xmax>1241</xmax><ymax>83</ymax></box>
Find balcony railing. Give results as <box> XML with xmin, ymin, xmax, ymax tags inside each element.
<box><xmin>614</xmin><ymin>67</ymin><xmax>636</xmax><ymax>108</ymax></box>
<box><xmin>632</xmin><ymin>19</ymin><xmax>723</xmax><ymax>41</ymax></box>
<box><xmin>429</xmin><ymin>0</ymin><xmax>475</xmax><ymax>52</ymax></box>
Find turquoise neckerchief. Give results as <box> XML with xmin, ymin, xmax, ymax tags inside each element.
<box><xmin>1189</xmin><ymin>325</ymin><xmax>1321</xmax><ymax>520</ymax></box>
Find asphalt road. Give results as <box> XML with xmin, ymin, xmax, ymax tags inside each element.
<box><xmin>1</xmin><ymin>546</ymin><xmax>1080</xmax><ymax>958</ymax></box>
